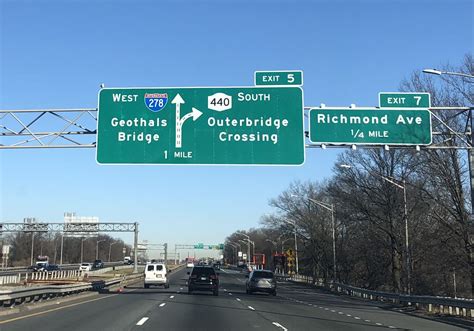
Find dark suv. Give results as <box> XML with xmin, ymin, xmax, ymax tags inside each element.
<box><xmin>93</xmin><ymin>259</ymin><xmax>104</xmax><ymax>269</ymax></box>
<box><xmin>187</xmin><ymin>266</ymin><xmax>219</xmax><ymax>296</ymax></box>
<box><xmin>246</xmin><ymin>270</ymin><xmax>276</xmax><ymax>296</ymax></box>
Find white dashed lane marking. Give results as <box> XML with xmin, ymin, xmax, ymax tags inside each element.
<box><xmin>159</xmin><ymin>303</ymin><xmax>166</xmax><ymax>307</ymax></box>
<box><xmin>272</xmin><ymin>322</ymin><xmax>288</xmax><ymax>331</ymax></box>
<box><xmin>248</xmin><ymin>306</ymin><xmax>255</xmax><ymax>311</ymax></box>
<box><xmin>169</xmin><ymin>295</ymin><xmax>174</xmax><ymax>299</ymax></box>
<box><xmin>136</xmin><ymin>317</ymin><xmax>149</xmax><ymax>326</ymax></box>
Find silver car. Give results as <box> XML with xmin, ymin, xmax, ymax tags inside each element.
<box><xmin>246</xmin><ymin>270</ymin><xmax>276</xmax><ymax>296</ymax></box>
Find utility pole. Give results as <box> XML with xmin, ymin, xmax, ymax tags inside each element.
<box><xmin>60</xmin><ymin>234</ymin><xmax>64</xmax><ymax>265</ymax></box>
<box><xmin>133</xmin><ymin>222</ymin><xmax>138</xmax><ymax>273</ymax></box>
<box><xmin>164</xmin><ymin>243</ymin><xmax>168</xmax><ymax>264</ymax></box>
<box><xmin>30</xmin><ymin>232</ymin><xmax>35</xmax><ymax>266</ymax></box>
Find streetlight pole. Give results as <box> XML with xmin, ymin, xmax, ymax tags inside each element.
<box><xmin>293</xmin><ymin>221</ymin><xmax>299</xmax><ymax>275</ymax></box>
<box><xmin>227</xmin><ymin>242</ymin><xmax>238</xmax><ymax>264</ymax></box>
<box><xmin>108</xmin><ymin>242</ymin><xmax>118</xmax><ymax>262</ymax></box>
<box><xmin>306</xmin><ymin>198</ymin><xmax>336</xmax><ymax>282</ymax></box>
<box><xmin>380</xmin><ymin>175</ymin><xmax>411</xmax><ymax>295</ymax></box>
<box><xmin>338</xmin><ymin>164</ymin><xmax>411</xmax><ymax>294</ymax></box>
<box><xmin>236</xmin><ymin>232</ymin><xmax>253</xmax><ymax>264</ymax></box>
<box><xmin>30</xmin><ymin>232</ymin><xmax>35</xmax><ymax>266</ymax></box>
<box><xmin>60</xmin><ymin>234</ymin><xmax>64</xmax><ymax>265</ymax></box>
<box><xmin>96</xmin><ymin>239</ymin><xmax>106</xmax><ymax>260</ymax></box>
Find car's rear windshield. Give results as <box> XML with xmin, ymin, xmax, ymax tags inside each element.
<box><xmin>81</xmin><ymin>263</ymin><xmax>89</xmax><ymax>266</ymax></box>
<box><xmin>253</xmin><ymin>271</ymin><xmax>274</xmax><ymax>278</ymax></box>
<box><xmin>191</xmin><ymin>267</ymin><xmax>215</xmax><ymax>275</ymax></box>
<box><xmin>147</xmin><ymin>264</ymin><xmax>164</xmax><ymax>271</ymax></box>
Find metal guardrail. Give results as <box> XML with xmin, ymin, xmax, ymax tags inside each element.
<box><xmin>0</xmin><ymin>274</ymin><xmax>137</xmax><ymax>308</ymax></box>
<box><xmin>289</xmin><ymin>275</ymin><xmax>474</xmax><ymax>319</ymax></box>
<box><xmin>0</xmin><ymin>264</ymin><xmax>185</xmax><ymax>308</ymax></box>
<box><xmin>0</xmin><ymin>264</ymin><xmax>136</xmax><ymax>285</ymax></box>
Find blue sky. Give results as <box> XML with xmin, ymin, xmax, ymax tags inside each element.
<box><xmin>1</xmin><ymin>0</ymin><xmax>472</xmax><ymax>258</ymax></box>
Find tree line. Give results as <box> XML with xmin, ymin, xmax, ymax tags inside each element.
<box><xmin>1</xmin><ymin>232</ymin><xmax>131</xmax><ymax>266</ymax></box>
<box><xmin>225</xmin><ymin>54</ymin><xmax>474</xmax><ymax>298</ymax></box>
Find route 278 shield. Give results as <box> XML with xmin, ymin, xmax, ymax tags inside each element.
<box><xmin>144</xmin><ymin>93</ymin><xmax>168</xmax><ymax>112</ymax></box>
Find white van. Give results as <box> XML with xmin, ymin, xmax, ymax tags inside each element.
<box><xmin>144</xmin><ymin>263</ymin><xmax>169</xmax><ymax>288</ymax></box>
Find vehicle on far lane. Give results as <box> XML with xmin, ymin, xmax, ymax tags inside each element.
<box><xmin>144</xmin><ymin>263</ymin><xmax>169</xmax><ymax>289</ymax></box>
<box><xmin>79</xmin><ymin>263</ymin><xmax>93</xmax><ymax>272</ymax></box>
<box><xmin>93</xmin><ymin>259</ymin><xmax>104</xmax><ymax>269</ymax></box>
<box><xmin>186</xmin><ymin>262</ymin><xmax>195</xmax><ymax>268</ymax></box>
<box><xmin>246</xmin><ymin>270</ymin><xmax>277</xmax><ymax>296</ymax></box>
<box><xmin>187</xmin><ymin>266</ymin><xmax>219</xmax><ymax>296</ymax></box>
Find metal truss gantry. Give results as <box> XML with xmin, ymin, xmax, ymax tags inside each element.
<box><xmin>0</xmin><ymin>222</ymin><xmax>140</xmax><ymax>273</ymax></box>
<box><xmin>0</xmin><ymin>108</ymin><xmax>97</xmax><ymax>149</ymax></box>
<box><xmin>1</xmin><ymin>106</ymin><xmax>472</xmax><ymax>150</ymax></box>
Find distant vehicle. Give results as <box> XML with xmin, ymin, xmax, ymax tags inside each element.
<box><xmin>35</xmin><ymin>255</ymin><xmax>49</xmax><ymax>270</ymax></box>
<box><xmin>144</xmin><ymin>263</ymin><xmax>169</xmax><ymax>288</ymax></box>
<box><xmin>246</xmin><ymin>270</ymin><xmax>276</xmax><ymax>296</ymax></box>
<box><xmin>93</xmin><ymin>260</ymin><xmax>104</xmax><ymax>269</ymax></box>
<box><xmin>79</xmin><ymin>263</ymin><xmax>93</xmax><ymax>272</ymax></box>
<box><xmin>212</xmin><ymin>262</ymin><xmax>221</xmax><ymax>270</ymax></box>
<box><xmin>43</xmin><ymin>264</ymin><xmax>60</xmax><ymax>272</ymax></box>
<box><xmin>186</xmin><ymin>262</ymin><xmax>195</xmax><ymax>268</ymax></box>
<box><xmin>187</xmin><ymin>266</ymin><xmax>219</xmax><ymax>296</ymax></box>
<box><xmin>238</xmin><ymin>264</ymin><xmax>251</xmax><ymax>274</ymax></box>
<box><xmin>124</xmin><ymin>256</ymin><xmax>132</xmax><ymax>264</ymax></box>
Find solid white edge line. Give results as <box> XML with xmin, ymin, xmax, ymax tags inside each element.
<box><xmin>136</xmin><ymin>317</ymin><xmax>149</xmax><ymax>326</ymax></box>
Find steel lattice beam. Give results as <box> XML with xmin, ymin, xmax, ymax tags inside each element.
<box><xmin>1</xmin><ymin>106</ymin><xmax>472</xmax><ymax>149</ymax></box>
<box><xmin>0</xmin><ymin>222</ymin><xmax>136</xmax><ymax>233</ymax></box>
<box><xmin>0</xmin><ymin>108</ymin><xmax>97</xmax><ymax>149</ymax></box>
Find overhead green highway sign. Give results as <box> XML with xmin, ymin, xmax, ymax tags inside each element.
<box><xmin>96</xmin><ymin>87</ymin><xmax>304</xmax><ymax>165</ymax></box>
<box><xmin>255</xmin><ymin>70</ymin><xmax>303</xmax><ymax>86</ymax></box>
<box><xmin>309</xmin><ymin>108</ymin><xmax>432</xmax><ymax>145</ymax></box>
<box><xmin>379</xmin><ymin>92</ymin><xmax>431</xmax><ymax>108</ymax></box>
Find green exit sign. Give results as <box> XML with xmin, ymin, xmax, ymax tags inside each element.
<box><xmin>255</xmin><ymin>70</ymin><xmax>303</xmax><ymax>86</ymax></box>
<box><xmin>379</xmin><ymin>92</ymin><xmax>431</xmax><ymax>108</ymax></box>
<box><xmin>309</xmin><ymin>108</ymin><xmax>432</xmax><ymax>145</ymax></box>
<box><xmin>97</xmin><ymin>86</ymin><xmax>304</xmax><ymax>165</ymax></box>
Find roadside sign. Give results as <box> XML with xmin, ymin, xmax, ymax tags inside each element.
<box><xmin>194</xmin><ymin>243</ymin><xmax>204</xmax><ymax>249</ymax></box>
<box><xmin>255</xmin><ymin>70</ymin><xmax>303</xmax><ymax>86</ymax></box>
<box><xmin>97</xmin><ymin>87</ymin><xmax>304</xmax><ymax>165</ymax></box>
<box><xmin>309</xmin><ymin>108</ymin><xmax>432</xmax><ymax>145</ymax></box>
<box><xmin>238</xmin><ymin>251</ymin><xmax>242</xmax><ymax>257</ymax></box>
<box><xmin>379</xmin><ymin>92</ymin><xmax>431</xmax><ymax>108</ymax></box>
<box><xmin>243</xmin><ymin>254</ymin><xmax>247</xmax><ymax>260</ymax></box>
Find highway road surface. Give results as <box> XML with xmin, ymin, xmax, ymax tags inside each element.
<box><xmin>0</xmin><ymin>267</ymin><xmax>469</xmax><ymax>331</ymax></box>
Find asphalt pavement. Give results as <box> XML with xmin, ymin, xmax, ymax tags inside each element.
<box><xmin>0</xmin><ymin>267</ymin><xmax>469</xmax><ymax>331</ymax></box>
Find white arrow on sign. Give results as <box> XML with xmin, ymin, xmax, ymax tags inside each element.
<box><xmin>172</xmin><ymin>93</ymin><xmax>203</xmax><ymax>148</ymax></box>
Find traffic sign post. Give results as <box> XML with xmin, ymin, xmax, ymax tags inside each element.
<box><xmin>254</xmin><ymin>70</ymin><xmax>303</xmax><ymax>86</ymax></box>
<box><xmin>379</xmin><ymin>92</ymin><xmax>431</xmax><ymax>108</ymax></box>
<box><xmin>309</xmin><ymin>108</ymin><xmax>432</xmax><ymax>145</ymax></box>
<box><xmin>97</xmin><ymin>87</ymin><xmax>304</xmax><ymax>165</ymax></box>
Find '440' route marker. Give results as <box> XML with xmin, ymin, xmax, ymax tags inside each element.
<box><xmin>96</xmin><ymin>87</ymin><xmax>304</xmax><ymax>165</ymax></box>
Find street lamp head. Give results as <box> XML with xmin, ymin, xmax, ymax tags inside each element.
<box><xmin>422</xmin><ymin>68</ymin><xmax>443</xmax><ymax>75</ymax></box>
<box><xmin>338</xmin><ymin>164</ymin><xmax>351</xmax><ymax>169</ymax></box>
